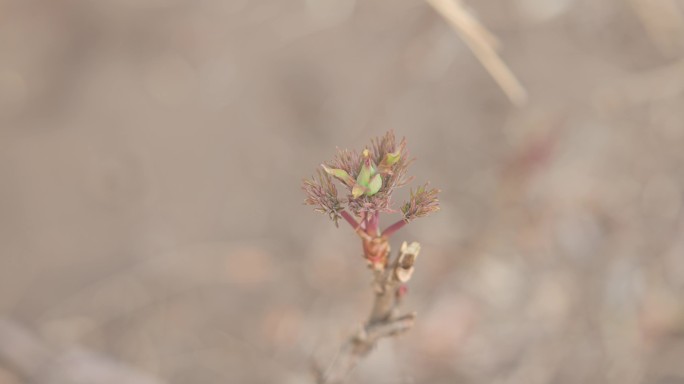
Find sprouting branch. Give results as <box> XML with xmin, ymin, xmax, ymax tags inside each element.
<box><xmin>303</xmin><ymin>132</ymin><xmax>438</xmax><ymax>383</ymax></box>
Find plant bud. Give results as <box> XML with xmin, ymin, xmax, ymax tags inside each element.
<box><xmin>354</xmin><ymin>149</ymin><xmax>383</xmax><ymax>197</ymax></box>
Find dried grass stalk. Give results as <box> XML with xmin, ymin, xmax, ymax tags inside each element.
<box><xmin>426</xmin><ymin>0</ymin><xmax>528</xmax><ymax>106</ymax></box>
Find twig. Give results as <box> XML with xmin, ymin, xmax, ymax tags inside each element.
<box><xmin>340</xmin><ymin>210</ymin><xmax>361</xmax><ymax>230</ymax></box>
<box><xmin>304</xmin><ymin>132</ymin><xmax>438</xmax><ymax>383</ymax></box>
<box><xmin>381</xmin><ymin>219</ymin><xmax>407</xmax><ymax>238</ymax></box>
<box><xmin>426</xmin><ymin>0</ymin><xmax>528</xmax><ymax>106</ymax></box>
<box><xmin>316</xmin><ymin>242</ymin><xmax>421</xmax><ymax>384</ymax></box>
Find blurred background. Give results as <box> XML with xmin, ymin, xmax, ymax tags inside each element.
<box><xmin>2</xmin><ymin>0</ymin><xmax>684</xmax><ymax>383</ymax></box>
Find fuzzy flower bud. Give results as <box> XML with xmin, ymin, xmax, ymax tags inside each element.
<box><xmin>352</xmin><ymin>149</ymin><xmax>383</xmax><ymax>198</ymax></box>
<box><xmin>303</xmin><ymin>131</ymin><xmax>439</xmax><ymax>228</ymax></box>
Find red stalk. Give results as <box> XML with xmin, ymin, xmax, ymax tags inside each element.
<box><xmin>381</xmin><ymin>219</ymin><xmax>407</xmax><ymax>238</ymax></box>
<box><xmin>365</xmin><ymin>211</ymin><xmax>380</xmax><ymax>237</ymax></box>
<box><xmin>340</xmin><ymin>210</ymin><xmax>360</xmax><ymax>230</ymax></box>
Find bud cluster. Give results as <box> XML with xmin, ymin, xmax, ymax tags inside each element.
<box><xmin>303</xmin><ymin>131</ymin><xmax>440</xmax><ymax>268</ymax></box>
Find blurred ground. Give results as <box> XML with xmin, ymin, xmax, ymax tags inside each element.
<box><xmin>2</xmin><ymin>0</ymin><xmax>684</xmax><ymax>383</ymax></box>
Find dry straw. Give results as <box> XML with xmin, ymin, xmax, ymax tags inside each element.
<box><xmin>426</xmin><ymin>0</ymin><xmax>528</xmax><ymax>106</ymax></box>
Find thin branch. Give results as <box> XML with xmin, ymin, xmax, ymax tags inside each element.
<box><xmin>340</xmin><ymin>210</ymin><xmax>360</xmax><ymax>230</ymax></box>
<box><xmin>317</xmin><ymin>242</ymin><xmax>421</xmax><ymax>384</ymax></box>
<box><xmin>381</xmin><ymin>219</ymin><xmax>407</xmax><ymax>238</ymax></box>
<box><xmin>365</xmin><ymin>212</ymin><xmax>380</xmax><ymax>237</ymax></box>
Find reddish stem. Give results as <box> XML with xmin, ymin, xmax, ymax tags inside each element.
<box><xmin>365</xmin><ymin>211</ymin><xmax>380</xmax><ymax>237</ymax></box>
<box><xmin>381</xmin><ymin>219</ymin><xmax>407</xmax><ymax>238</ymax></box>
<box><xmin>340</xmin><ymin>210</ymin><xmax>360</xmax><ymax>230</ymax></box>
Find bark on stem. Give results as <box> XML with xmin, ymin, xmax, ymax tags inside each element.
<box><xmin>316</xmin><ymin>242</ymin><xmax>421</xmax><ymax>384</ymax></box>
